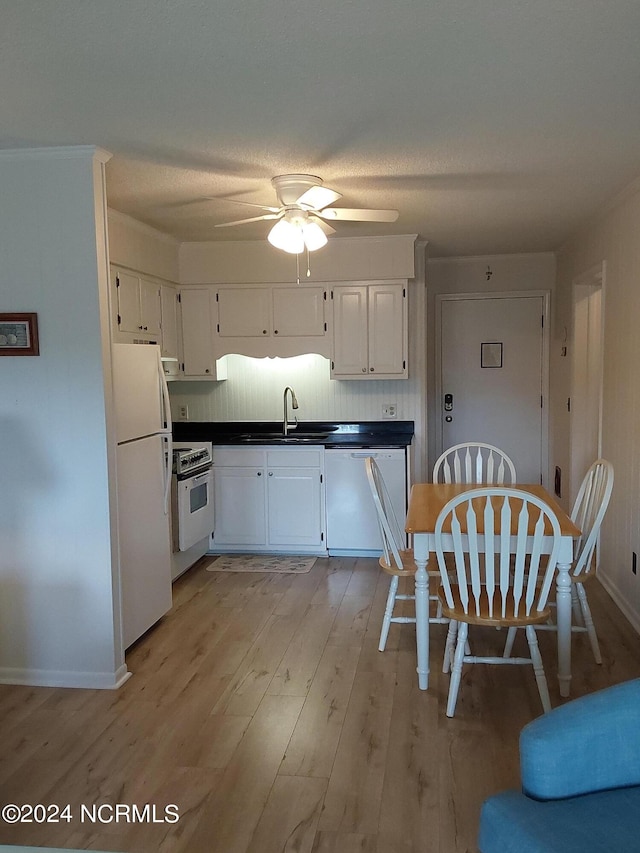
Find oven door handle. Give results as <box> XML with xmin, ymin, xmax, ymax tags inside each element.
<box><xmin>189</xmin><ymin>471</ymin><xmax>212</xmax><ymax>486</ymax></box>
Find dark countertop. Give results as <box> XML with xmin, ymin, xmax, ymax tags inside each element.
<box><xmin>173</xmin><ymin>420</ymin><xmax>414</xmax><ymax>448</ymax></box>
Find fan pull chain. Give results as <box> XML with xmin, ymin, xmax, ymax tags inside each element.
<box><xmin>306</xmin><ymin>247</ymin><xmax>311</xmax><ymax>278</ymax></box>
<box><xmin>296</xmin><ymin>253</ymin><xmax>300</xmax><ymax>285</ymax></box>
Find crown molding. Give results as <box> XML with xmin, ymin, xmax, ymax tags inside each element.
<box><xmin>0</xmin><ymin>145</ymin><xmax>112</xmax><ymax>164</ymax></box>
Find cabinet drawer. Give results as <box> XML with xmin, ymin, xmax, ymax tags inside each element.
<box><xmin>266</xmin><ymin>448</ymin><xmax>323</xmax><ymax>468</ymax></box>
<box><xmin>212</xmin><ymin>447</ymin><xmax>265</xmax><ymax>467</ymax></box>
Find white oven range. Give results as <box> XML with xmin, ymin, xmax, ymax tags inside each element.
<box><xmin>171</xmin><ymin>441</ymin><xmax>215</xmax><ymax>577</ymax></box>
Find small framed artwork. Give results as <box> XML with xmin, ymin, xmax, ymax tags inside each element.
<box><xmin>481</xmin><ymin>341</ymin><xmax>502</xmax><ymax>368</ymax></box>
<box><xmin>0</xmin><ymin>313</ymin><xmax>40</xmax><ymax>356</ymax></box>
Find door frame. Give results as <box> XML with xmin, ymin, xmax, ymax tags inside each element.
<box><xmin>434</xmin><ymin>290</ymin><xmax>551</xmax><ymax>486</ymax></box>
<box><xmin>569</xmin><ymin>262</ymin><xmax>606</xmax><ymax>505</ymax></box>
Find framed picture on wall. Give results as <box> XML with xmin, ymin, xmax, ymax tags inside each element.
<box><xmin>0</xmin><ymin>313</ymin><xmax>40</xmax><ymax>356</ymax></box>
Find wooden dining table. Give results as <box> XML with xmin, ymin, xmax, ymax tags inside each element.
<box><xmin>405</xmin><ymin>482</ymin><xmax>581</xmax><ymax>697</ymax></box>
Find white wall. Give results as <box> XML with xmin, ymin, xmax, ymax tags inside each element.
<box><xmin>554</xmin><ymin>179</ymin><xmax>640</xmax><ymax>631</ymax></box>
<box><xmin>0</xmin><ymin>147</ymin><xmax>125</xmax><ymax>687</ymax></box>
<box><xmin>179</xmin><ymin>235</ymin><xmax>417</xmax><ymax>284</ymax></box>
<box><xmin>108</xmin><ymin>209</ymin><xmax>179</xmax><ymax>282</ymax></box>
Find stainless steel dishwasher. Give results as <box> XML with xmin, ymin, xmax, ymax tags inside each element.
<box><xmin>325</xmin><ymin>448</ymin><xmax>407</xmax><ymax>555</ymax></box>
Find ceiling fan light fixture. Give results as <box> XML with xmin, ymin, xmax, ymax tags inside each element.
<box><xmin>267</xmin><ymin>218</ymin><xmax>305</xmax><ymax>254</ymax></box>
<box><xmin>301</xmin><ymin>221</ymin><xmax>328</xmax><ymax>251</ymax></box>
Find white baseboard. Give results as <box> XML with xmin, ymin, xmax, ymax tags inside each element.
<box><xmin>0</xmin><ymin>662</ymin><xmax>131</xmax><ymax>690</ymax></box>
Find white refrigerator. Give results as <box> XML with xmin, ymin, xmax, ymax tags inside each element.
<box><xmin>112</xmin><ymin>344</ymin><xmax>173</xmax><ymax>649</ymax></box>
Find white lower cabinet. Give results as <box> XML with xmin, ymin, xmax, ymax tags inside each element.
<box><xmin>213</xmin><ymin>464</ymin><xmax>267</xmax><ymax>546</ymax></box>
<box><xmin>211</xmin><ymin>446</ymin><xmax>326</xmax><ymax>553</ymax></box>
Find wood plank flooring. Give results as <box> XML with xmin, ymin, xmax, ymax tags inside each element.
<box><xmin>1</xmin><ymin>557</ymin><xmax>639</xmax><ymax>852</ymax></box>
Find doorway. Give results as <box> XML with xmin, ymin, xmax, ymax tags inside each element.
<box><xmin>570</xmin><ymin>263</ymin><xmax>605</xmax><ymax>504</ymax></box>
<box><xmin>436</xmin><ymin>292</ymin><xmax>549</xmax><ymax>484</ymax></box>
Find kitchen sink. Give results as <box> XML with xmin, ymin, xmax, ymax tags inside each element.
<box><xmin>235</xmin><ymin>432</ymin><xmax>330</xmax><ymax>443</ymax></box>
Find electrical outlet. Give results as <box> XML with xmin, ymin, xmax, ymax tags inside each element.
<box><xmin>382</xmin><ymin>402</ymin><xmax>397</xmax><ymax>419</ymax></box>
<box><xmin>178</xmin><ymin>404</ymin><xmax>189</xmax><ymax>420</ymax></box>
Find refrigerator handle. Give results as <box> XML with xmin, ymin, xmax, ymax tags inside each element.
<box><xmin>157</xmin><ymin>350</ymin><xmax>173</xmax><ymax>515</ymax></box>
<box><xmin>158</xmin><ymin>351</ymin><xmax>173</xmax><ymax>433</ymax></box>
<box><xmin>162</xmin><ymin>434</ymin><xmax>172</xmax><ymax>516</ymax></box>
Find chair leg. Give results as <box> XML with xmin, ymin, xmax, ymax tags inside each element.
<box><xmin>525</xmin><ymin>624</ymin><xmax>551</xmax><ymax>713</ymax></box>
<box><xmin>379</xmin><ymin>575</ymin><xmax>398</xmax><ymax>651</ymax></box>
<box><xmin>503</xmin><ymin>626</ymin><xmax>517</xmax><ymax>658</ymax></box>
<box><xmin>576</xmin><ymin>582</ymin><xmax>602</xmax><ymax>664</ymax></box>
<box><xmin>446</xmin><ymin>621</ymin><xmax>467</xmax><ymax>718</ymax></box>
<box><xmin>571</xmin><ymin>585</ymin><xmax>583</xmax><ymax>626</ymax></box>
<box><xmin>443</xmin><ymin>619</ymin><xmax>458</xmax><ymax>673</ymax></box>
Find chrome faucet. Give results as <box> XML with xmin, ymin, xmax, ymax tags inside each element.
<box><xmin>283</xmin><ymin>386</ymin><xmax>299</xmax><ymax>436</ymax></box>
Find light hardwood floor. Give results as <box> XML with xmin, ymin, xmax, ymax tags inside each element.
<box><xmin>1</xmin><ymin>557</ymin><xmax>639</xmax><ymax>852</ymax></box>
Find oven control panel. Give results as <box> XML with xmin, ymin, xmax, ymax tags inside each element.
<box><xmin>172</xmin><ymin>441</ymin><xmax>213</xmax><ymax>477</ymax></box>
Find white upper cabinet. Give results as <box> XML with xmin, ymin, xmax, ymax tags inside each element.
<box><xmin>112</xmin><ymin>266</ymin><xmax>162</xmax><ymax>338</ymax></box>
<box><xmin>271</xmin><ymin>287</ymin><xmax>325</xmax><ymax>337</ymax></box>
<box><xmin>217</xmin><ymin>287</ymin><xmax>271</xmax><ymax>337</ymax></box>
<box><xmin>160</xmin><ymin>284</ymin><xmax>180</xmax><ymax>378</ymax></box>
<box><xmin>331</xmin><ymin>282</ymin><xmax>408</xmax><ymax>379</ymax></box>
<box><xmin>213</xmin><ymin>284</ymin><xmax>329</xmax><ymax>358</ymax></box>
<box><xmin>179</xmin><ymin>287</ymin><xmax>227</xmax><ymax>381</ymax></box>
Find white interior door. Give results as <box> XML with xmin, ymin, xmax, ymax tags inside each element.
<box><xmin>438</xmin><ymin>294</ymin><xmax>547</xmax><ymax>484</ymax></box>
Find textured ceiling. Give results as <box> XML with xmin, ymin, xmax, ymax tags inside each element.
<box><xmin>3</xmin><ymin>1</ymin><xmax>640</xmax><ymax>257</ymax></box>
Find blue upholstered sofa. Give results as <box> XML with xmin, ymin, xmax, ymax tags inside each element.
<box><xmin>478</xmin><ymin>678</ymin><xmax>640</xmax><ymax>853</ymax></box>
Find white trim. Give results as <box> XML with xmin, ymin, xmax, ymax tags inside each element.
<box><xmin>434</xmin><ymin>290</ymin><xmax>550</xmax><ymax>486</ymax></box>
<box><xmin>415</xmin><ymin>240</ymin><xmax>429</xmax><ymax>482</ymax></box>
<box><xmin>569</xmin><ymin>261</ymin><xmax>606</xmax><ymax>504</ymax></box>
<box><xmin>428</xmin><ymin>252</ymin><xmax>556</xmax><ymax>265</ymax></box>
<box><xmin>0</xmin><ymin>145</ymin><xmax>112</xmax><ymax>164</ymax></box>
<box><xmin>181</xmin><ymin>233</ymin><xmax>419</xmax><ymax>249</ymax></box>
<box><xmin>0</xmin><ymin>664</ymin><xmax>131</xmax><ymax>690</ymax></box>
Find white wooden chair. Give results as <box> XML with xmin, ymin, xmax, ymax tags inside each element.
<box><xmin>365</xmin><ymin>456</ymin><xmax>448</xmax><ymax>651</ymax></box>
<box><xmin>504</xmin><ymin>459</ymin><xmax>614</xmax><ymax>664</ymax></box>
<box><xmin>435</xmin><ymin>487</ymin><xmax>562</xmax><ymax>717</ymax></box>
<box><xmin>432</xmin><ymin>442</ymin><xmax>517</xmax><ymax>485</ymax></box>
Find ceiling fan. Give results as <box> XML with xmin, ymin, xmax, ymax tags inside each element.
<box><xmin>214</xmin><ymin>174</ymin><xmax>399</xmax><ymax>254</ymax></box>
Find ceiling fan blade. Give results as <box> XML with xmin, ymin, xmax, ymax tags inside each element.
<box><xmin>215</xmin><ymin>213</ymin><xmax>281</xmax><ymax>228</ymax></box>
<box><xmin>205</xmin><ymin>197</ymin><xmax>281</xmax><ymax>214</ymax></box>
<box><xmin>310</xmin><ymin>216</ymin><xmax>336</xmax><ymax>236</ymax></box>
<box><xmin>296</xmin><ymin>185</ymin><xmax>342</xmax><ymax>210</ymax></box>
<box><xmin>317</xmin><ymin>207</ymin><xmax>399</xmax><ymax>223</ymax></box>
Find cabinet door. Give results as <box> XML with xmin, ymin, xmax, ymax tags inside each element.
<box><xmin>160</xmin><ymin>284</ymin><xmax>180</xmax><ymax>377</ymax></box>
<box><xmin>267</xmin><ymin>467</ymin><xmax>323</xmax><ymax>547</ymax></box>
<box><xmin>331</xmin><ymin>286</ymin><xmax>369</xmax><ymax>376</ymax></box>
<box><xmin>115</xmin><ymin>269</ymin><xmax>142</xmax><ymax>334</ymax></box>
<box><xmin>368</xmin><ymin>284</ymin><xmax>406</xmax><ymax>376</ymax></box>
<box><xmin>180</xmin><ymin>288</ymin><xmax>215</xmax><ymax>377</ymax></box>
<box><xmin>213</xmin><ymin>467</ymin><xmax>267</xmax><ymax>545</ymax></box>
<box><xmin>139</xmin><ymin>278</ymin><xmax>162</xmax><ymax>337</ymax></box>
<box><xmin>217</xmin><ymin>288</ymin><xmax>271</xmax><ymax>337</ymax></box>
<box><xmin>272</xmin><ymin>287</ymin><xmax>325</xmax><ymax>337</ymax></box>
